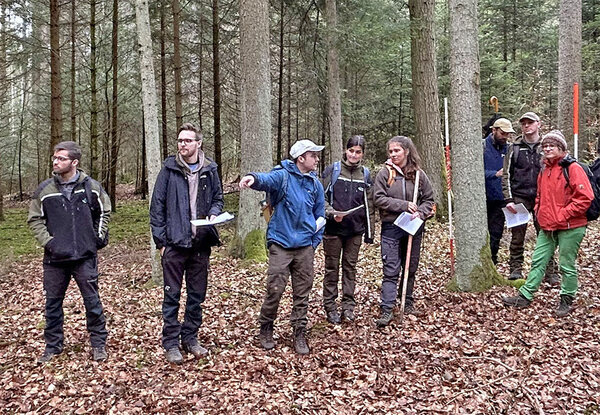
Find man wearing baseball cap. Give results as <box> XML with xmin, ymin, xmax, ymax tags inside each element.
<box><xmin>502</xmin><ymin>112</ymin><xmax>559</xmax><ymax>284</ymax></box>
<box><xmin>239</xmin><ymin>139</ymin><xmax>325</xmax><ymax>355</ymax></box>
<box><xmin>483</xmin><ymin>118</ymin><xmax>514</xmax><ymax>264</ymax></box>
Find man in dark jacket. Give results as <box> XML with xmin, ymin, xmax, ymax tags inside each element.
<box><xmin>502</xmin><ymin>112</ymin><xmax>559</xmax><ymax>283</ymax></box>
<box><xmin>28</xmin><ymin>141</ymin><xmax>111</xmax><ymax>363</ymax></box>
<box><xmin>150</xmin><ymin>123</ymin><xmax>224</xmax><ymax>364</ymax></box>
<box><xmin>483</xmin><ymin>118</ymin><xmax>513</xmax><ymax>264</ymax></box>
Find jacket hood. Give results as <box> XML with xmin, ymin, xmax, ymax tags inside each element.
<box><xmin>164</xmin><ymin>154</ymin><xmax>217</xmax><ymax>175</ymax></box>
<box><xmin>385</xmin><ymin>159</ymin><xmax>404</xmax><ymax>174</ymax></box>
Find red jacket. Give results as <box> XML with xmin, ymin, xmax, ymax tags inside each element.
<box><xmin>535</xmin><ymin>155</ymin><xmax>594</xmax><ymax>231</ymax></box>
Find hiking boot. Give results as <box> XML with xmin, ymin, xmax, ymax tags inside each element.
<box><xmin>508</xmin><ymin>270</ymin><xmax>523</xmax><ymax>280</ymax></box>
<box><xmin>376</xmin><ymin>310</ymin><xmax>393</xmax><ymax>327</ymax></box>
<box><xmin>342</xmin><ymin>309</ymin><xmax>355</xmax><ymax>322</ymax></box>
<box><xmin>544</xmin><ymin>273</ymin><xmax>561</xmax><ymax>288</ymax></box>
<box><xmin>182</xmin><ymin>342</ymin><xmax>208</xmax><ymax>359</ymax></box>
<box><xmin>92</xmin><ymin>346</ymin><xmax>108</xmax><ymax>362</ymax></box>
<box><xmin>259</xmin><ymin>323</ymin><xmax>275</xmax><ymax>350</ymax></box>
<box><xmin>293</xmin><ymin>328</ymin><xmax>310</xmax><ymax>355</ymax></box>
<box><xmin>556</xmin><ymin>295</ymin><xmax>574</xmax><ymax>317</ymax></box>
<box><xmin>326</xmin><ymin>310</ymin><xmax>341</xmax><ymax>325</ymax></box>
<box><xmin>404</xmin><ymin>303</ymin><xmax>424</xmax><ymax>317</ymax></box>
<box><xmin>502</xmin><ymin>293</ymin><xmax>531</xmax><ymax>309</ymax></box>
<box><xmin>37</xmin><ymin>349</ymin><xmax>62</xmax><ymax>364</ymax></box>
<box><xmin>165</xmin><ymin>347</ymin><xmax>183</xmax><ymax>364</ymax></box>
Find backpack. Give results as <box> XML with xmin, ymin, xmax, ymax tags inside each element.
<box><xmin>560</xmin><ymin>156</ymin><xmax>600</xmax><ymax>221</ymax></box>
<box><xmin>260</xmin><ymin>166</ymin><xmax>289</xmax><ymax>223</ymax></box>
<box><xmin>83</xmin><ymin>178</ymin><xmax>110</xmax><ymax>248</ymax></box>
<box><xmin>324</xmin><ymin>161</ymin><xmax>370</xmax><ymax>204</ymax></box>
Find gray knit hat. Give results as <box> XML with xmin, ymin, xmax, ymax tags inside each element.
<box><xmin>541</xmin><ymin>130</ymin><xmax>568</xmax><ymax>151</ymax></box>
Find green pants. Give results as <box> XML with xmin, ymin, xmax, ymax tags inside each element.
<box><xmin>519</xmin><ymin>226</ymin><xmax>586</xmax><ymax>301</ymax></box>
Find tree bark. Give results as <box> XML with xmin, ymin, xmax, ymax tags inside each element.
<box><xmin>135</xmin><ymin>0</ymin><xmax>164</xmax><ymax>283</ymax></box>
<box><xmin>325</xmin><ymin>0</ymin><xmax>342</xmax><ymax>163</ymax></box>
<box><xmin>70</xmin><ymin>0</ymin><xmax>76</xmax><ymax>142</ymax></box>
<box><xmin>109</xmin><ymin>0</ymin><xmax>119</xmax><ymax>211</ymax></box>
<box><xmin>449</xmin><ymin>0</ymin><xmax>500</xmax><ymax>291</ymax></box>
<box><xmin>234</xmin><ymin>0</ymin><xmax>272</xmax><ymax>259</ymax></box>
<box><xmin>276</xmin><ymin>0</ymin><xmax>284</xmax><ymax>164</ymax></box>
<box><xmin>50</xmin><ymin>0</ymin><xmax>62</xmax><ymax>152</ymax></box>
<box><xmin>172</xmin><ymin>0</ymin><xmax>183</xmax><ymax>130</ymax></box>
<box><xmin>557</xmin><ymin>0</ymin><xmax>582</xmax><ymax>154</ymax></box>
<box><xmin>90</xmin><ymin>0</ymin><xmax>99</xmax><ymax>179</ymax></box>
<box><xmin>160</xmin><ymin>0</ymin><xmax>168</xmax><ymax>160</ymax></box>
<box><xmin>212</xmin><ymin>0</ymin><xmax>223</xmax><ymax>179</ymax></box>
<box><xmin>0</xmin><ymin>2</ymin><xmax>6</xmax><ymax>220</ymax></box>
<box><xmin>409</xmin><ymin>0</ymin><xmax>445</xmax><ymax>215</ymax></box>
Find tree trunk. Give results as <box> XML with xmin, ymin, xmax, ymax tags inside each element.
<box><xmin>109</xmin><ymin>0</ymin><xmax>119</xmax><ymax>211</ymax></box>
<box><xmin>0</xmin><ymin>2</ymin><xmax>6</xmax><ymax>220</ymax></box>
<box><xmin>50</xmin><ymin>0</ymin><xmax>62</xmax><ymax>152</ymax></box>
<box><xmin>276</xmin><ymin>0</ymin><xmax>284</xmax><ymax>164</ymax></box>
<box><xmin>172</xmin><ymin>0</ymin><xmax>183</xmax><ymax>130</ymax></box>
<box><xmin>409</xmin><ymin>0</ymin><xmax>445</xmax><ymax>215</ymax></box>
<box><xmin>135</xmin><ymin>0</ymin><xmax>164</xmax><ymax>284</ymax></box>
<box><xmin>197</xmin><ymin>6</ymin><xmax>203</xmax><ymax>130</ymax></box>
<box><xmin>160</xmin><ymin>0</ymin><xmax>168</xmax><ymax>160</ymax></box>
<box><xmin>234</xmin><ymin>0</ymin><xmax>272</xmax><ymax>259</ymax></box>
<box><xmin>557</xmin><ymin>0</ymin><xmax>582</xmax><ymax>155</ymax></box>
<box><xmin>70</xmin><ymin>0</ymin><xmax>76</xmax><ymax>142</ymax></box>
<box><xmin>325</xmin><ymin>0</ymin><xmax>342</xmax><ymax>162</ymax></box>
<box><xmin>90</xmin><ymin>0</ymin><xmax>99</xmax><ymax>179</ymax></box>
<box><xmin>448</xmin><ymin>0</ymin><xmax>500</xmax><ymax>291</ymax></box>
<box><xmin>212</xmin><ymin>0</ymin><xmax>223</xmax><ymax>179</ymax></box>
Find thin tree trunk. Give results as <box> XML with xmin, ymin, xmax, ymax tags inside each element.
<box><xmin>172</xmin><ymin>0</ymin><xmax>183</xmax><ymax>130</ymax></box>
<box><xmin>160</xmin><ymin>0</ymin><xmax>168</xmax><ymax>160</ymax></box>
<box><xmin>0</xmin><ymin>1</ymin><xmax>6</xmax><ymax>220</ymax></box>
<box><xmin>197</xmin><ymin>6</ymin><xmax>203</xmax><ymax>130</ymax></box>
<box><xmin>212</xmin><ymin>0</ymin><xmax>223</xmax><ymax>179</ymax></box>
<box><xmin>409</xmin><ymin>0</ymin><xmax>445</xmax><ymax>215</ymax></box>
<box><xmin>449</xmin><ymin>0</ymin><xmax>500</xmax><ymax>291</ymax></box>
<box><xmin>50</xmin><ymin>0</ymin><xmax>62</xmax><ymax>152</ymax></box>
<box><xmin>17</xmin><ymin>73</ymin><xmax>28</xmax><ymax>201</ymax></box>
<box><xmin>90</xmin><ymin>0</ymin><xmax>99</xmax><ymax>179</ymax></box>
<box><xmin>325</xmin><ymin>0</ymin><xmax>342</xmax><ymax>162</ymax></box>
<box><xmin>109</xmin><ymin>0</ymin><xmax>119</xmax><ymax>211</ymax></box>
<box><xmin>135</xmin><ymin>0</ymin><xmax>164</xmax><ymax>284</ymax></box>
<box><xmin>70</xmin><ymin>0</ymin><xmax>76</xmax><ymax>141</ymax></box>
<box><xmin>286</xmin><ymin>31</ymin><xmax>292</xmax><ymax>156</ymax></box>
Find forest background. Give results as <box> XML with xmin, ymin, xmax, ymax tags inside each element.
<box><xmin>1</xmin><ymin>0</ymin><xmax>600</xmax><ymax>412</ymax></box>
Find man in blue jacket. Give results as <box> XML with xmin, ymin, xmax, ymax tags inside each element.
<box><xmin>239</xmin><ymin>139</ymin><xmax>325</xmax><ymax>355</ymax></box>
<box><xmin>150</xmin><ymin>123</ymin><xmax>223</xmax><ymax>364</ymax></box>
<box><xmin>483</xmin><ymin>118</ymin><xmax>513</xmax><ymax>264</ymax></box>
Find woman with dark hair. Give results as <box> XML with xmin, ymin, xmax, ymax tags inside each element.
<box><xmin>373</xmin><ymin>136</ymin><xmax>435</xmax><ymax>326</ymax></box>
<box><xmin>321</xmin><ymin>135</ymin><xmax>375</xmax><ymax>324</ymax></box>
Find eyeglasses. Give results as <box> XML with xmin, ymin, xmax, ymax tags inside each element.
<box><xmin>542</xmin><ymin>144</ymin><xmax>557</xmax><ymax>150</ymax></box>
<box><xmin>177</xmin><ymin>138</ymin><xmax>197</xmax><ymax>145</ymax></box>
<box><xmin>52</xmin><ymin>156</ymin><xmax>72</xmax><ymax>162</ymax></box>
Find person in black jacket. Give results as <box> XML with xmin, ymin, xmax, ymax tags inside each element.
<box><xmin>28</xmin><ymin>141</ymin><xmax>111</xmax><ymax>364</ymax></box>
<box><xmin>321</xmin><ymin>136</ymin><xmax>375</xmax><ymax>324</ymax></box>
<box><xmin>150</xmin><ymin>123</ymin><xmax>224</xmax><ymax>364</ymax></box>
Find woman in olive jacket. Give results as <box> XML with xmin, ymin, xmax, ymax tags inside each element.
<box><xmin>373</xmin><ymin>136</ymin><xmax>435</xmax><ymax>326</ymax></box>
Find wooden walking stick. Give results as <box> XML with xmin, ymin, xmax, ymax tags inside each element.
<box><xmin>399</xmin><ymin>170</ymin><xmax>420</xmax><ymax>320</ymax></box>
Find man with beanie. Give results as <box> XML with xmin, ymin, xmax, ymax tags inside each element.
<box><xmin>28</xmin><ymin>141</ymin><xmax>111</xmax><ymax>363</ymax></box>
<box><xmin>150</xmin><ymin>123</ymin><xmax>224</xmax><ymax>364</ymax></box>
<box><xmin>239</xmin><ymin>139</ymin><xmax>325</xmax><ymax>355</ymax></box>
<box><xmin>503</xmin><ymin>130</ymin><xmax>593</xmax><ymax>316</ymax></box>
<box><xmin>502</xmin><ymin>112</ymin><xmax>560</xmax><ymax>283</ymax></box>
<box><xmin>483</xmin><ymin>118</ymin><xmax>513</xmax><ymax>264</ymax></box>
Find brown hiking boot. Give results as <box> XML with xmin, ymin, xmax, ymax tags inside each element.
<box><xmin>293</xmin><ymin>328</ymin><xmax>309</xmax><ymax>355</ymax></box>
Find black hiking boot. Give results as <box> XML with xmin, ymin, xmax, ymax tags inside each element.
<box><xmin>508</xmin><ymin>270</ymin><xmax>523</xmax><ymax>281</ymax></box>
<box><xmin>376</xmin><ymin>309</ymin><xmax>393</xmax><ymax>327</ymax></box>
<box><xmin>556</xmin><ymin>295</ymin><xmax>574</xmax><ymax>317</ymax></box>
<box><xmin>326</xmin><ymin>310</ymin><xmax>341</xmax><ymax>325</ymax></box>
<box><xmin>342</xmin><ymin>309</ymin><xmax>355</xmax><ymax>322</ymax></box>
<box><xmin>37</xmin><ymin>348</ymin><xmax>62</xmax><ymax>364</ymax></box>
<box><xmin>293</xmin><ymin>328</ymin><xmax>310</xmax><ymax>355</ymax></box>
<box><xmin>544</xmin><ymin>272</ymin><xmax>561</xmax><ymax>288</ymax></box>
<box><xmin>259</xmin><ymin>323</ymin><xmax>275</xmax><ymax>350</ymax></box>
<box><xmin>92</xmin><ymin>346</ymin><xmax>108</xmax><ymax>362</ymax></box>
<box><xmin>502</xmin><ymin>293</ymin><xmax>531</xmax><ymax>309</ymax></box>
<box><xmin>404</xmin><ymin>303</ymin><xmax>424</xmax><ymax>317</ymax></box>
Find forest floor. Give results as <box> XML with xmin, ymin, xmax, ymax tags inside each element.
<box><xmin>1</xmin><ymin>195</ymin><xmax>600</xmax><ymax>414</ymax></box>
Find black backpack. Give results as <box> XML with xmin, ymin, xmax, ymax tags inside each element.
<box><xmin>560</xmin><ymin>156</ymin><xmax>600</xmax><ymax>221</ymax></box>
<box><xmin>84</xmin><ymin>178</ymin><xmax>110</xmax><ymax>248</ymax></box>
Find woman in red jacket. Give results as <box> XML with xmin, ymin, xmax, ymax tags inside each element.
<box><xmin>503</xmin><ymin>130</ymin><xmax>594</xmax><ymax>317</ymax></box>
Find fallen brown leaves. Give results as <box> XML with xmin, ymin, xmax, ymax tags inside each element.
<box><xmin>1</xmin><ymin>221</ymin><xmax>600</xmax><ymax>414</ymax></box>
